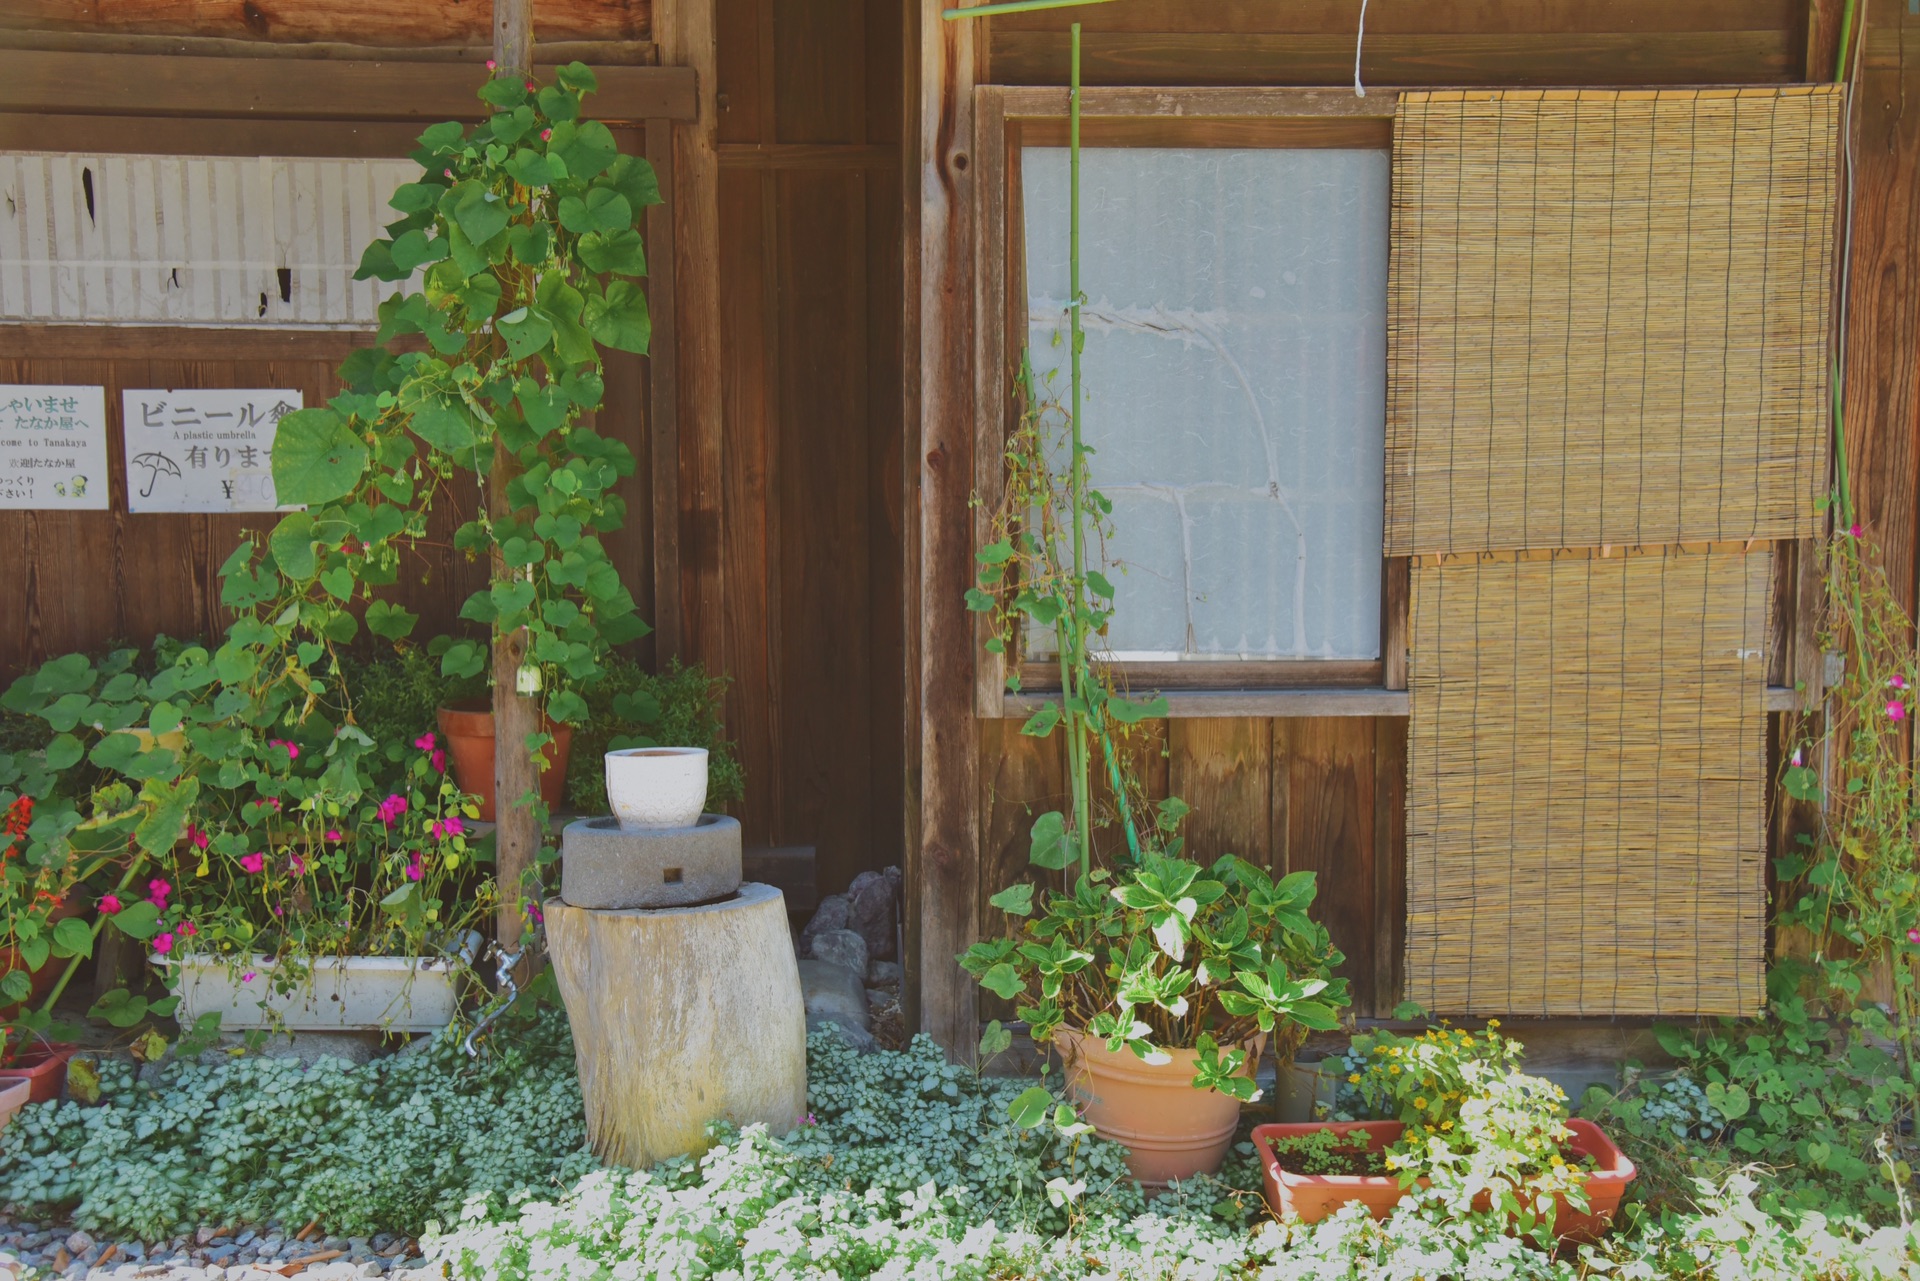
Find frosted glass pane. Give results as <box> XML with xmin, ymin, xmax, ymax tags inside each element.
<box><xmin>1023</xmin><ymin>147</ymin><xmax>1389</xmax><ymax>661</ymax></box>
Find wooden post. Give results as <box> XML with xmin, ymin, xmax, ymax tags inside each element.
<box><xmin>912</xmin><ymin>0</ymin><xmax>981</xmax><ymax>1056</ymax></box>
<box><xmin>492</xmin><ymin>0</ymin><xmax>541</xmax><ymax>959</ymax></box>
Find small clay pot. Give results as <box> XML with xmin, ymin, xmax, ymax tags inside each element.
<box><xmin>605</xmin><ymin>746</ymin><xmax>709</xmax><ymax>831</ymax></box>
<box><xmin>1253</xmin><ymin>1118</ymin><xmax>1637</xmax><ymax>1242</ymax></box>
<box><xmin>1052</xmin><ymin>1026</ymin><xmax>1264</xmax><ymax>1187</ymax></box>
<box><xmin>0</xmin><ymin>1041</ymin><xmax>78</xmax><ymax>1104</ymax></box>
<box><xmin>436</xmin><ymin>704</ymin><xmax>574</xmax><ymax>822</ymax></box>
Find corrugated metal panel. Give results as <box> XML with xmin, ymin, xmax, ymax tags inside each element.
<box><xmin>0</xmin><ymin>152</ymin><xmax>418</xmax><ymax>327</ymax></box>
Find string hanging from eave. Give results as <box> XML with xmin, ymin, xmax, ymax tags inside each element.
<box><xmin>1354</xmin><ymin>0</ymin><xmax>1371</xmax><ymax>97</ymax></box>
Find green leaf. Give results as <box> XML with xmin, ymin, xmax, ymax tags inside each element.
<box><xmin>133</xmin><ymin>778</ymin><xmax>197</xmax><ymax>857</ymax></box>
<box><xmin>272</xmin><ymin>409</ymin><xmax>368</xmax><ymax>506</ymax></box>
<box><xmin>1107</xmin><ymin>695</ymin><xmax>1168</xmax><ymax>725</ymax></box>
<box><xmin>1706</xmin><ymin>1081</ymin><xmax>1752</xmax><ymax>1122</ymax></box>
<box><xmin>365</xmin><ymin>600</ymin><xmax>419</xmax><ymax>640</ymax></box>
<box><xmin>445</xmin><ymin>179</ymin><xmax>510</xmax><ymax>247</ymax></box>
<box><xmin>583</xmin><ymin>280</ymin><xmax>650</xmax><ymax>354</ymax></box>
<box><xmin>269</xmin><ymin>512</ymin><xmax>317</xmax><ymax>579</ymax></box>
<box><xmin>988</xmin><ymin>883</ymin><xmax>1034</xmax><ymax>917</ymax></box>
<box><xmin>410</xmin><ymin>399</ymin><xmax>478</xmax><ymax>454</ymax></box>
<box><xmin>1009</xmin><ymin>1085</ymin><xmax>1053</xmax><ymax>1130</ymax></box>
<box><xmin>577</xmin><ymin>228</ymin><xmax>647</xmax><ymax>276</ymax></box>
<box><xmin>549</xmin><ymin>119</ymin><xmax>618</xmax><ymax>181</ymax></box>
<box><xmin>1028</xmin><ymin>810</ymin><xmax>1072</xmax><ymax>870</ymax></box>
<box><xmin>555</xmin><ymin>62</ymin><xmax>598</xmax><ymax>95</ymax></box>
<box><xmin>319</xmin><ymin>566</ymin><xmax>354</xmax><ymax>601</ymax></box>
<box><xmin>980</xmin><ymin>963</ymin><xmax>1023</xmax><ymax>1000</ymax></box>
<box><xmin>505</xmin><ymin>148</ymin><xmax>557</xmax><ymax>189</ymax></box>
<box><xmin>109</xmin><ymin>900</ymin><xmax>161</xmax><ymax>941</ymax></box>
<box><xmin>51</xmin><ymin>916</ymin><xmax>93</xmax><ymax>960</ymax></box>
<box><xmin>43</xmin><ymin>732</ymin><xmax>82</xmax><ymax>771</ymax></box>
<box><xmin>1019</xmin><ymin>703</ymin><xmax>1060</xmax><ymax>738</ymax></box>
<box><xmin>498</xmin><ymin>307</ymin><xmax>556</xmax><ymax>361</ymax></box>
<box><xmin>978</xmin><ymin>1019</ymin><xmax>1013</xmax><ymax>1061</ymax></box>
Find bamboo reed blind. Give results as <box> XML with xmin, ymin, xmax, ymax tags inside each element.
<box><xmin>1384</xmin><ymin>87</ymin><xmax>1841</xmax><ymax>557</ymax></box>
<box><xmin>1404</xmin><ymin>547</ymin><xmax>1770</xmax><ymax>1017</ymax></box>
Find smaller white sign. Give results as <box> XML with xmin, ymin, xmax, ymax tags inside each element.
<box><xmin>122</xmin><ymin>389</ymin><xmax>304</xmax><ymax>513</ymax></box>
<box><xmin>0</xmin><ymin>385</ymin><xmax>110</xmax><ymax>510</ymax></box>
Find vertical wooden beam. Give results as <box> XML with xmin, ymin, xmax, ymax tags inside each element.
<box><xmin>491</xmin><ymin>0</ymin><xmax>541</xmax><ymax>960</ymax></box>
<box><xmin>654</xmin><ymin>0</ymin><xmax>726</xmax><ymax>680</ymax></box>
<box><xmin>1844</xmin><ymin>0</ymin><xmax>1920</xmax><ymax>623</ymax></box>
<box><xmin>644</xmin><ymin>120</ymin><xmax>682</xmax><ymax>664</ymax></box>
<box><xmin>913</xmin><ymin>0</ymin><xmax>980</xmax><ymax>1056</ymax></box>
<box><xmin>1168</xmin><ymin>718</ymin><xmax>1272</xmax><ymax>866</ymax></box>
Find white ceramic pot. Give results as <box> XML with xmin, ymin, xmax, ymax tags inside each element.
<box><xmin>605</xmin><ymin>746</ymin><xmax>709</xmax><ymax>831</ymax></box>
<box><xmin>155</xmin><ymin>954</ymin><xmax>460</xmax><ymax>1033</ymax></box>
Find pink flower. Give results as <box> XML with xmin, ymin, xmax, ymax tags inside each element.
<box><xmin>1790</xmin><ymin>748</ymin><xmax>1805</xmax><ymax>768</ymax></box>
<box><xmin>98</xmin><ymin>893</ymin><xmax>121</xmax><ymax>915</ymax></box>
<box><xmin>405</xmin><ymin>851</ymin><xmax>423</xmax><ymax>882</ymax></box>
<box><xmin>378</xmin><ymin>794</ymin><xmax>409</xmax><ymax>828</ymax></box>
<box><xmin>525</xmin><ymin>79</ymin><xmax>536</xmax><ymax>91</ymax></box>
<box><xmin>1893</xmin><ymin>676</ymin><xmax>1908</xmax><ymax>690</ymax></box>
<box><xmin>241</xmin><ymin>971</ymin><xmax>256</xmax><ymax>983</ymax></box>
<box><xmin>431</xmin><ymin>817</ymin><xmax>465</xmax><ymax>840</ymax></box>
<box><xmin>431</xmin><ymin>749</ymin><xmax>447</xmax><ymax>773</ymax></box>
<box><xmin>541</xmin><ymin>129</ymin><xmax>553</xmax><ymax>141</ymax></box>
<box><xmin>325</xmin><ymin>829</ymin><xmax>342</xmax><ymax>842</ymax></box>
<box><xmin>1851</xmin><ymin>524</ymin><xmax>1864</xmax><ymax>537</ymax></box>
<box><xmin>526</xmin><ymin>902</ymin><xmax>544</xmax><ymax>925</ymax></box>
<box><xmin>180</xmin><ymin>921</ymin><xmax>197</xmax><ymax>938</ymax></box>
<box><xmin>485</xmin><ymin>58</ymin><xmax>497</xmax><ymax>71</ymax></box>
<box><xmin>1890</xmin><ymin>701</ymin><xmax>1908</xmax><ymax>722</ymax></box>
<box><xmin>269</xmin><ymin>739</ymin><xmax>299</xmax><ymax>761</ymax></box>
<box><xmin>239</xmin><ymin>852</ymin><xmax>265</xmax><ymax>875</ymax></box>
<box><xmin>414</xmin><ymin>732</ymin><xmax>436</xmax><ymax>752</ymax></box>
<box><xmin>147</xmin><ymin>879</ymin><xmax>171</xmax><ymax>910</ymax></box>
<box><xmin>1909</xmin><ymin>928</ymin><xmax>1920</xmax><ymax>945</ymax></box>
<box><xmin>152</xmin><ymin>932</ymin><xmax>174</xmax><ymax>955</ymax></box>
<box><xmin>186</xmin><ymin>824</ymin><xmax>211</xmax><ymax>851</ymax></box>
<box><xmin>289</xmin><ymin>854</ymin><xmax>306</xmax><ymax>875</ymax></box>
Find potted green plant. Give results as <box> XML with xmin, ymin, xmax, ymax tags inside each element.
<box><xmin>964</xmin><ymin>850</ymin><xmax>1347</xmax><ymax>1185</ymax></box>
<box><xmin>1253</xmin><ymin>1022</ymin><xmax>1636</xmax><ymax>1242</ymax></box>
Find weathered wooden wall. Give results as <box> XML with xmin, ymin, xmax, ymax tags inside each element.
<box><xmin>913</xmin><ymin>0</ymin><xmax>1920</xmax><ymax>1047</ymax></box>
<box><xmin>0</xmin><ymin>0</ymin><xmax>651</xmax><ymax>48</ymax></box>
<box><xmin>693</xmin><ymin>0</ymin><xmax>906</xmax><ymax>895</ymax></box>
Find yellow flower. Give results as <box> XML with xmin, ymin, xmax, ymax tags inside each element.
<box><xmin>1390</xmin><ymin>1065</ymin><xmax>1402</xmax><ymax>1075</ymax></box>
<box><xmin>1442</xmin><ymin>1121</ymin><xmax>1455</xmax><ymax>1131</ymax></box>
<box><xmin>1414</xmin><ymin>1097</ymin><xmax>1428</xmax><ymax>1109</ymax></box>
<box><xmin>1348</xmin><ymin>1073</ymin><xmax>1361</xmax><ymax>1084</ymax></box>
<box><xmin>1486</xmin><ymin>1019</ymin><xmax>1500</xmax><ymax>1029</ymax></box>
<box><xmin>1550</xmin><ymin>1155</ymin><xmax>1565</xmax><ymax>1167</ymax></box>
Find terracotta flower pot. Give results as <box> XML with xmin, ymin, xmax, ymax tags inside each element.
<box><xmin>0</xmin><ymin>1041</ymin><xmax>78</xmax><ymax>1104</ymax></box>
<box><xmin>1053</xmin><ymin>1026</ymin><xmax>1263</xmax><ymax>1187</ymax></box>
<box><xmin>1253</xmin><ymin>1117</ymin><xmax>1636</xmax><ymax>1242</ymax></box>
<box><xmin>436</xmin><ymin>703</ymin><xmax>574</xmax><ymax>822</ymax></box>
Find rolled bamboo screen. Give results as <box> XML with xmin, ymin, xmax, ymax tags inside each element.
<box><xmin>1385</xmin><ymin>87</ymin><xmax>1841</xmax><ymax>557</ymax></box>
<box><xmin>1405</xmin><ymin>547</ymin><xmax>1770</xmax><ymax>1017</ymax></box>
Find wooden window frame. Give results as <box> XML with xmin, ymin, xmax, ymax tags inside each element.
<box><xmin>972</xmin><ymin>86</ymin><xmax>1408</xmax><ymax>721</ymax></box>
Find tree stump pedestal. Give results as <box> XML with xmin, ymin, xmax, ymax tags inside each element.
<box><xmin>546</xmin><ymin>861</ymin><xmax>806</xmax><ymax>1167</ymax></box>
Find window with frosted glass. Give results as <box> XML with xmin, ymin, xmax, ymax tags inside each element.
<box><xmin>1022</xmin><ymin>146</ymin><xmax>1389</xmax><ymax>662</ymax></box>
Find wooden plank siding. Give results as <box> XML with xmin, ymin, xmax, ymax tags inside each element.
<box><xmin>699</xmin><ymin>0</ymin><xmax>907</xmax><ymax>899</ymax></box>
<box><xmin>919</xmin><ymin>0</ymin><xmax>1843</xmax><ymax>1048</ymax></box>
<box><xmin>0</xmin><ymin>1</ymin><xmax>651</xmax><ymax>45</ymax></box>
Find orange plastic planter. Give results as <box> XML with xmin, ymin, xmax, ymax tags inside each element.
<box><xmin>0</xmin><ymin>1042</ymin><xmax>78</xmax><ymax>1104</ymax></box>
<box><xmin>436</xmin><ymin>704</ymin><xmax>574</xmax><ymax>822</ymax></box>
<box><xmin>1253</xmin><ymin>1118</ymin><xmax>1636</xmax><ymax>1242</ymax></box>
<box><xmin>1053</xmin><ymin>1027</ymin><xmax>1263</xmax><ymax>1188</ymax></box>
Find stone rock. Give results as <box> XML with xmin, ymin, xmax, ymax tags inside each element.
<box><xmin>807</xmin><ymin>1012</ymin><xmax>877</xmax><ymax>1054</ymax></box>
<box><xmin>868</xmin><ymin>960</ymin><xmax>902</xmax><ymax>986</ymax></box>
<box><xmin>797</xmin><ymin>894</ymin><xmax>850</xmax><ymax>957</ymax></box>
<box><xmin>844</xmin><ymin>870</ymin><xmax>896</xmax><ymax>959</ymax></box>
<box><xmin>797</xmin><ymin>959</ymin><xmax>870</xmax><ymax>1030</ymax></box>
<box><xmin>62</xmin><ymin>1234</ymin><xmax>90</xmax><ymax>1258</ymax></box>
<box><xmin>209</xmin><ymin>1031</ymin><xmax>380</xmax><ymax>1066</ymax></box>
<box><xmin>808</xmin><ymin>929</ymin><xmax>868</xmax><ymax>979</ymax></box>
<box><xmin>559</xmin><ymin>815</ymin><xmax>742</xmax><ymax>910</ymax></box>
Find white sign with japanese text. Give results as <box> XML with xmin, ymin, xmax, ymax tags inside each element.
<box><xmin>0</xmin><ymin>385</ymin><xmax>110</xmax><ymax>510</ymax></box>
<box><xmin>121</xmin><ymin>389</ymin><xmax>303</xmax><ymax>513</ymax></box>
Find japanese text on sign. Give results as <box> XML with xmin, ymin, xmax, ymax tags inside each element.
<box><xmin>0</xmin><ymin>385</ymin><xmax>110</xmax><ymax>510</ymax></box>
<box><xmin>121</xmin><ymin>389</ymin><xmax>304</xmax><ymax>513</ymax></box>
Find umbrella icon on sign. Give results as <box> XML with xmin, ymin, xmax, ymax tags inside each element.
<box><xmin>131</xmin><ymin>452</ymin><xmax>181</xmax><ymax>498</ymax></box>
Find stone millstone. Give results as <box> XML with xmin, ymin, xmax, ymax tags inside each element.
<box><xmin>547</xmin><ymin>884</ymin><xmax>807</xmax><ymax>1169</ymax></box>
<box><xmin>560</xmin><ymin>813</ymin><xmax>742</xmax><ymax>909</ymax></box>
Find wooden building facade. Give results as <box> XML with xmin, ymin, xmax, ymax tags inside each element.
<box><xmin>2</xmin><ymin>0</ymin><xmax>1919</xmax><ymax>1053</ymax></box>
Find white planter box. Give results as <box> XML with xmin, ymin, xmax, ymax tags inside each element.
<box><xmin>157</xmin><ymin>954</ymin><xmax>461</xmax><ymax>1033</ymax></box>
